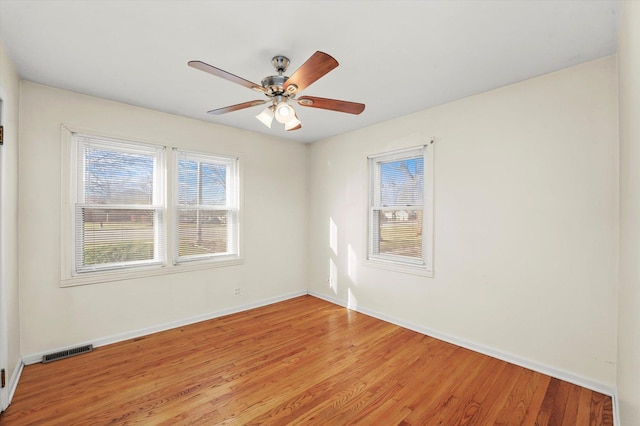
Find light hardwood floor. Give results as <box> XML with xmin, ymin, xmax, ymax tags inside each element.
<box><xmin>0</xmin><ymin>295</ymin><xmax>613</xmax><ymax>425</ymax></box>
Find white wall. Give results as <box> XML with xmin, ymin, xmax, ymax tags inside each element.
<box><xmin>308</xmin><ymin>57</ymin><xmax>619</xmax><ymax>388</ymax></box>
<box><xmin>617</xmin><ymin>0</ymin><xmax>640</xmax><ymax>423</ymax></box>
<box><xmin>18</xmin><ymin>82</ymin><xmax>307</xmax><ymax>357</ymax></box>
<box><xmin>0</xmin><ymin>39</ymin><xmax>22</xmax><ymax>405</ymax></box>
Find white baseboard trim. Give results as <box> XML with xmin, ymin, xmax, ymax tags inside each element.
<box><xmin>22</xmin><ymin>290</ymin><xmax>307</xmax><ymax>365</ymax></box>
<box><xmin>612</xmin><ymin>392</ymin><xmax>620</xmax><ymax>426</ymax></box>
<box><xmin>308</xmin><ymin>290</ymin><xmax>617</xmax><ymax>398</ymax></box>
<box><xmin>6</xmin><ymin>359</ymin><xmax>23</xmax><ymax>409</ymax></box>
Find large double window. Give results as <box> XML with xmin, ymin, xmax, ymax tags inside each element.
<box><xmin>68</xmin><ymin>132</ymin><xmax>239</xmax><ymax>278</ymax></box>
<box><xmin>368</xmin><ymin>145</ymin><xmax>433</xmax><ymax>275</ymax></box>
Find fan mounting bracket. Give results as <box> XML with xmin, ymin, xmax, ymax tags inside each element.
<box><xmin>271</xmin><ymin>55</ymin><xmax>290</xmax><ymax>74</ymax></box>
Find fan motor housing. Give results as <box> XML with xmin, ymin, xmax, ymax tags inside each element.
<box><xmin>261</xmin><ymin>75</ymin><xmax>288</xmax><ymax>96</ymax></box>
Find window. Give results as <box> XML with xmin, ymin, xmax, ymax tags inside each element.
<box><xmin>73</xmin><ymin>134</ymin><xmax>165</xmax><ymax>273</ymax></box>
<box><xmin>368</xmin><ymin>145</ymin><xmax>433</xmax><ymax>275</ymax></box>
<box><xmin>63</xmin><ymin>128</ymin><xmax>243</xmax><ymax>285</ymax></box>
<box><xmin>175</xmin><ymin>150</ymin><xmax>239</xmax><ymax>264</ymax></box>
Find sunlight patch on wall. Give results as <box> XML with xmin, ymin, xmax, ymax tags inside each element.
<box><xmin>329</xmin><ymin>217</ymin><xmax>338</xmax><ymax>256</ymax></box>
<box><xmin>329</xmin><ymin>258</ymin><xmax>338</xmax><ymax>294</ymax></box>
<box><xmin>348</xmin><ymin>288</ymin><xmax>358</xmax><ymax>310</ymax></box>
<box><xmin>348</xmin><ymin>244</ymin><xmax>358</xmax><ymax>285</ymax></box>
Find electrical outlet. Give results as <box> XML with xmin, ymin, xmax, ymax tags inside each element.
<box><xmin>234</xmin><ymin>287</ymin><xmax>242</xmax><ymax>296</ymax></box>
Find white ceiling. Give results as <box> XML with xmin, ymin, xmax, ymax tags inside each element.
<box><xmin>0</xmin><ymin>0</ymin><xmax>621</xmax><ymax>143</ymax></box>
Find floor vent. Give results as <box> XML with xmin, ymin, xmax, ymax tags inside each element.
<box><xmin>42</xmin><ymin>344</ymin><xmax>94</xmax><ymax>364</ymax></box>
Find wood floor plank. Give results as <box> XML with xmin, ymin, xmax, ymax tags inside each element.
<box><xmin>0</xmin><ymin>295</ymin><xmax>613</xmax><ymax>425</ymax></box>
<box><xmin>400</xmin><ymin>348</ymin><xmax>493</xmax><ymax>424</ymax></box>
<box><xmin>521</xmin><ymin>372</ymin><xmax>553</xmax><ymax>425</ymax></box>
<box><xmin>549</xmin><ymin>379</ymin><xmax>572</xmax><ymax>425</ymax></box>
<box><xmin>430</xmin><ymin>356</ymin><xmax>507</xmax><ymax>425</ymax></box>
<box><xmin>575</xmin><ymin>386</ymin><xmax>595</xmax><ymax>425</ymax></box>
<box><xmin>590</xmin><ymin>390</ymin><xmax>615</xmax><ymax>426</ymax></box>
<box><xmin>459</xmin><ymin>362</ymin><xmax>524</xmax><ymax>424</ymax></box>
<box><xmin>536</xmin><ymin>377</ymin><xmax>562</xmax><ymax>425</ymax></box>
<box><xmin>560</xmin><ymin>383</ymin><xmax>580</xmax><ymax>426</ymax></box>
<box><xmin>442</xmin><ymin>357</ymin><xmax>510</xmax><ymax>425</ymax></box>
<box><xmin>495</xmin><ymin>368</ymin><xmax>545</xmax><ymax>425</ymax></box>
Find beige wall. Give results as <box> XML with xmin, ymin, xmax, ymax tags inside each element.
<box><xmin>0</xmin><ymin>39</ymin><xmax>22</xmax><ymax>405</ymax></box>
<box><xmin>308</xmin><ymin>57</ymin><xmax>619</xmax><ymax>388</ymax></box>
<box><xmin>617</xmin><ymin>0</ymin><xmax>640</xmax><ymax>423</ymax></box>
<box><xmin>18</xmin><ymin>82</ymin><xmax>308</xmax><ymax>357</ymax></box>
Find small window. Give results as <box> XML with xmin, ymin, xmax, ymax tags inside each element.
<box><xmin>175</xmin><ymin>150</ymin><xmax>239</xmax><ymax>264</ymax></box>
<box><xmin>368</xmin><ymin>145</ymin><xmax>433</xmax><ymax>274</ymax></box>
<box><xmin>72</xmin><ymin>134</ymin><xmax>165</xmax><ymax>273</ymax></box>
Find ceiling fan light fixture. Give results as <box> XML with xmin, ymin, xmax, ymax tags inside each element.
<box><xmin>256</xmin><ymin>106</ymin><xmax>275</xmax><ymax>128</ymax></box>
<box><xmin>285</xmin><ymin>113</ymin><xmax>301</xmax><ymax>131</ymax></box>
<box><xmin>275</xmin><ymin>101</ymin><xmax>294</xmax><ymax>123</ymax></box>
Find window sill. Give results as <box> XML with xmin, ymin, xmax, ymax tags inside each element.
<box><xmin>362</xmin><ymin>258</ymin><xmax>433</xmax><ymax>278</ymax></box>
<box><xmin>60</xmin><ymin>257</ymin><xmax>244</xmax><ymax>287</ymax></box>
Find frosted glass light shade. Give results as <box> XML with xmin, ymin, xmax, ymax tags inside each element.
<box><xmin>255</xmin><ymin>106</ymin><xmax>274</xmax><ymax>128</ymax></box>
<box><xmin>285</xmin><ymin>114</ymin><xmax>301</xmax><ymax>131</ymax></box>
<box><xmin>275</xmin><ymin>102</ymin><xmax>294</xmax><ymax>123</ymax></box>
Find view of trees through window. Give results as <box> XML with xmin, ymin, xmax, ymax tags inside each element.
<box><xmin>81</xmin><ymin>208</ymin><xmax>156</xmax><ymax>266</ymax></box>
<box><xmin>374</xmin><ymin>155</ymin><xmax>424</xmax><ymax>260</ymax></box>
<box><xmin>176</xmin><ymin>155</ymin><xmax>235</xmax><ymax>260</ymax></box>
<box><xmin>77</xmin><ymin>140</ymin><xmax>162</xmax><ymax>270</ymax></box>
<box><xmin>72</xmin><ymin>135</ymin><xmax>240</xmax><ymax>273</ymax></box>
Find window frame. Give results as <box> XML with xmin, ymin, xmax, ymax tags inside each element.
<box><xmin>173</xmin><ymin>149</ymin><xmax>240</xmax><ymax>265</ymax></box>
<box><xmin>60</xmin><ymin>125</ymin><xmax>244</xmax><ymax>287</ymax></box>
<box><xmin>71</xmin><ymin>133</ymin><xmax>166</xmax><ymax>274</ymax></box>
<box><xmin>366</xmin><ymin>144</ymin><xmax>434</xmax><ymax>277</ymax></box>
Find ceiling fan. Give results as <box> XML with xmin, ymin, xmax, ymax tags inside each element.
<box><xmin>188</xmin><ymin>51</ymin><xmax>365</xmax><ymax>131</ymax></box>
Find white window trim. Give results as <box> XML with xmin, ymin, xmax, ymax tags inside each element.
<box><xmin>60</xmin><ymin>125</ymin><xmax>243</xmax><ymax>288</ymax></box>
<box><xmin>173</xmin><ymin>149</ymin><xmax>240</xmax><ymax>265</ymax></box>
<box><xmin>364</xmin><ymin>143</ymin><xmax>434</xmax><ymax>277</ymax></box>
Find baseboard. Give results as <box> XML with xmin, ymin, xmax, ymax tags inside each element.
<box><xmin>22</xmin><ymin>290</ymin><xmax>307</xmax><ymax>365</ymax></box>
<box><xmin>308</xmin><ymin>290</ymin><xmax>617</xmax><ymax>398</ymax></box>
<box><xmin>612</xmin><ymin>392</ymin><xmax>620</xmax><ymax>426</ymax></box>
<box><xmin>6</xmin><ymin>359</ymin><xmax>23</xmax><ymax>409</ymax></box>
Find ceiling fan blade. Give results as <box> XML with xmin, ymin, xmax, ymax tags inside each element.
<box><xmin>207</xmin><ymin>100</ymin><xmax>267</xmax><ymax>115</ymax></box>
<box><xmin>188</xmin><ymin>60</ymin><xmax>266</xmax><ymax>93</ymax></box>
<box><xmin>297</xmin><ymin>96</ymin><xmax>365</xmax><ymax>115</ymax></box>
<box><xmin>283</xmin><ymin>51</ymin><xmax>339</xmax><ymax>94</ymax></box>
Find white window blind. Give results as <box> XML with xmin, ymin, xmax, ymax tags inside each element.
<box><xmin>175</xmin><ymin>150</ymin><xmax>238</xmax><ymax>263</ymax></box>
<box><xmin>369</xmin><ymin>146</ymin><xmax>426</xmax><ymax>266</ymax></box>
<box><xmin>73</xmin><ymin>135</ymin><xmax>165</xmax><ymax>273</ymax></box>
